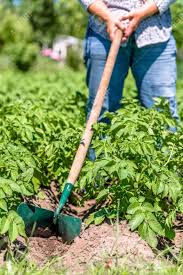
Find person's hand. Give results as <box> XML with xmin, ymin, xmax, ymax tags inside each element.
<box><xmin>105</xmin><ymin>16</ymin><xmax>127</xmax><ymax>42</ymax></box>
<box><xmin>117</xmin><ymin>9</ymin><xmax>145</xmax><ymax>40</ymax></box>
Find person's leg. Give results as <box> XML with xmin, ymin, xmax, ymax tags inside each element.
<box><xmin>131</xmin><ymin>35</ymin><xmax>178</xmax><ymax>120</ymax></box>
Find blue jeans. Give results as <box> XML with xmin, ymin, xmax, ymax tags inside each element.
<box><xmin>84</xmin><ymin>28</ymin><xmax>178</xmax><ymax>160</ymax></box>
<box><xmin>84</xmin><ymin>28</ymin><xmax>178</xmax><ymax>121</ymax></box>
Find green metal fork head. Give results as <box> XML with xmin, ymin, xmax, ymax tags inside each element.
<box><xmin>17</xmin><ymin>203</ymin><xmax>81</xmax><ymax>242</ymax></box>
<box><xmin>17</xmin><ymin>203</ymin><xmax>54</xmax><ymax>228</ymax></box>
<box><xmin>58</xmin><ymin>213</ymin><xmax>81</xmax><ymax>242</ymax></box>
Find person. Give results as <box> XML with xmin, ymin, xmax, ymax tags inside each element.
<box><xmin>79</xmin><ymin>0</ymin><xmax>178</xmax><ymax>160</ymax></box>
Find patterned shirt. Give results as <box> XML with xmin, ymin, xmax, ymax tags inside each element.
<box><xmin>79</xmin><ymin>0</ymin><xmax>176</xmax><ymax>47</ymax></box>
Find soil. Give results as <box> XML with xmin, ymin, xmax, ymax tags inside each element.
<box><xmin>24</xmin><ymin>183</ymin><xmax>58</xmax><ymax>211</ymax></box>
<box><xmin>26</xmin><ymin>236</ymin><xmax>69</xmax><ymax>264</ymax></box>
<box><xmin>13</xmin><ymin>221</ymin><xmax>156</xmax><ymax>274</ymax></box>
<box><xmin>61</xmin><ymin>221</ymin><xmax>156</xmax><ymax>274</ymax></box>
<box><xmin>20</xmin><ymin>223</ymin><xmax>183</xmax><ymax>274</ymax></box>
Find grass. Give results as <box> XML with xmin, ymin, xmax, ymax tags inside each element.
<box><xmin>0</xmin><ymin>257</ymin><xmax>183</xmax><ymax>275</ymax></box>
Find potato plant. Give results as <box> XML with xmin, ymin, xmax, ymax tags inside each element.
<box><xmin>80</xmin><ymin>99</ymin><xmax>183</xmax><ymax>247</ymax></box>
<box><xmin>0</xmin><ymin>70</ymin><xmax>86</xmax><ymax>242</ymax></box>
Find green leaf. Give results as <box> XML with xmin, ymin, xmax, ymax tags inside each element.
<box><xmin>17</xmin><ymin>223</ymin><xmax>26</xmax><ymax>238</ymax></box>
<box><xmin>32</xmin><ymin>177</ymin><xmax>41</xmax><ymax>193</ymax></box>
<box><xmin>157</xmin><ymin>181</ymin><xmax>164</xmax><ymax>195</ymax></box>
<box><xmin>139</xmin><ymin>221</ymin><xmax>148</xmax><ymax>240</ymax></box>
<box><xmin>178</xmin><ymin>198</ymin><xmax>183</xmax><ymax>213</ymax></box>
<box><xmin>129</xmin><ymin>212</ymin><xmax>144</xmax><ymax>231</ymax></box>
<box><xmin>94</xmin><ymin>216</ymin><xmax>105</xmax><ymax>225</ymax></box>
<box><xmin>9</xmin><ymin>223</ymin><xmax>19</xmax><ymax>242</ymax></box>
<box><xmin>11</xmin><ymin>169</ymin><xmax>19</xmax><ymax>181</ymax></box>
<box><xmin>85</xmin><ymin>214</ymin><xmax>95</xmax><ymax>226</ymax></box>
<box><xmin>145</xmin><ymin>181</ymin><xmax>152</xmax><ymax>190</ymax></box>
<box><xmin>118</xmin><ymin>169</ymin><xmax>129</xmax><ymax>180</ymax></box>
<box><xmin>96</xmin><ymin>189</ymin><xmax>109</xmax><ymax>202</ymax></box>
<box><xmin>165</xmin><ymin>227</ymin><xmax>175</xmax><ymax>240</ymax></box>
<box><xmin>166</xmin><ymin>211</ymin><xmax>176</xmax><ymax>227</ymax></box>
<box><xmin>37</xmin><ymin>191</ymin><xmax>45</xmax><ymax>200</ymax></box>
<box><xmin>129</xmin><ymin>197</ymin><xmax>138</xmax><ymax>203</ymax></box>
<box><xmin>21</xmin><ymin>168</ymin><xmax>34</xmax><ymax>183</ymax></box>
<box><xmin>142</xmin><ymin>202</ymin><xmax>154</xmax><ymax>212</ymax></box>
<box><xmin>127</xmin><ymin>202</ymin><xmax>140</xmax><ymax>215</ymax></box>
<box><xmin>20</xmin><ymin>185</ymin><xmax>33</xmax><ymax>196</ymax></box>
<box><xmin>146</xmin><ymin>227</ymin><xmax>158</xmax><ymax>248</ymax></box>
<box><xmin>0</xmin><ymin>216</ymin><xmax>10</xmax><ymax>235</ymax></box>
<box><xmin>0</xmin><ymin>199</ymin><xmax>8</xmax><ymax>212</ymax></box>
<box><xmin>9</xmin><ymin>182</ymin><xmax>21</xmax><ymax>193</ymax></box>
<box><xmin>2</xmin><ymin>185</ymin><xmax>12</xmax><ymax>196</ymax></box>
<box><xmin>138</xmin><ymin>196</ymin><xmax>145</xmax><ymax>203</ymax></box>
<box><xmin>94</xmin><ymin>159</ymin><xmax>114</xmax><ymax>174</ymax></box>
<box><xmin>154</xmin><ymin>202</ymin><xmax>162</xmax><ymax>212</ymax></box>
<box><xmin>0</xmin><ymin>189</ymin><xmax>5</xmax><ymax>199</ymax></box>
<box><xmin>146</xmin><ymin>212</ymin><xmax>164</xmax><ymax>236</ymax></box>
<box><xmin>139</xmin><ymin>221</ymin><xmax>158</xmax><ymax>248</ymax></box>
<box><xmin>168</xmin><ymin>181</ymin><xmax>181</xmax><ymax>203</ymax></box>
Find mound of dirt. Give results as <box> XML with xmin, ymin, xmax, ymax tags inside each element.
<box><xmin>22</xmin><ymin>221</ymin><xmax>155</xmax><ymax>274</ymax></box>
<box><xmin>1</xmin><ymin>219</ymin><xmax>183</xmax><ymax>274</ymax></box>
<box><xmin>62</xmin><ymin>221</ymin><xmax>155</xmax><ymax>273</ymax></box>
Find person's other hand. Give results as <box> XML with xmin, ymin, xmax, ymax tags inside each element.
<box><xmin>105</xmin><ymin>16</ymin><xmax>127</xmax><ymax>42</ymax></box>
<box><xmin>117</xmin><ymin>9</ymin><xmax>145</xmax><ymax>39</ymax></box>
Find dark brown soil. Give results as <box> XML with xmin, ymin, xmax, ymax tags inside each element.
<box><xmin>27</xmin><ymin>236</ymin><xmax>69</xmax><ymax>264</ymax></box>
<box><xmin>25</xmin><ymin>184</ymin><xmax>58</xmax><ymax>211</ymax></box>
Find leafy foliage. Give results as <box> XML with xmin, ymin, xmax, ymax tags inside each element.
<box><xmin>0</xmin><ymin>68</ymin><xmax>183</xmax><ymax>248</ymax></box>
<box><xmin>0</xmin><ymin>4</ymin><xmax>38</xmax><ymax>71</ymax></box>
<box><xmin>56</xmin><ymin>0</ymin><xmax>87</xmax><ymax>39</ymax></box>
<box><xmin>172</xmin><ymin>2</ymin><xmax>183</xmax><ymax>51</ymax></box>
<box><xmin>0</xmin><ymin>69</ymin><xmax>86</xmax><ymax>242</ymax></box>
<box><xmin>79</xmin><ymin>99</ymin><xmax>183</xmax><ymax>248</ymax></box>
<box><xmin>19</xmin><ymin>0</ymin><xmax>60</xmax><ymax>46</ymax></box>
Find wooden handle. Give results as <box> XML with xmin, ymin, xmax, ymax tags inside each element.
<box><xmin>67</xmin><ymin>30</ymin><xmax>123</xmax><ymax>184</ymax></box>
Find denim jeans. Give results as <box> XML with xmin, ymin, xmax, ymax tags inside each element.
<box><xmin>84</xmin><ymin>28</ymin><xmax>178</xmax><ymax>160</ymax></box>
<box><xmin>84</xmin><ymin>28</ymin><xmax>178</xmax><ymax>119</ymax></box>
